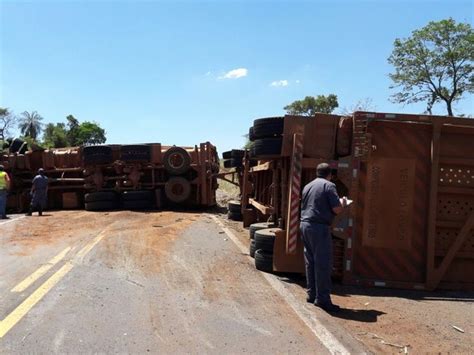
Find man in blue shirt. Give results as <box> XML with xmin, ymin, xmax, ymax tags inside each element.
<box><xmin>300</xmin><ymin>163</ymin><xmax>347</xmax><ymax>313</ymax></box>
<box><xmin>27</xmin><ymin>168</ymin><xmax>48</xmax><ymax>216</ymax></box>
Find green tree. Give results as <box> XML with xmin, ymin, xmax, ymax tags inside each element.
<box><xmin>388</xmin><ymin>18</ymin><xmax>474</xmax><ymax>116</ymax></box>
<box><xmin>284</xmin><ymin>94</ymin><xmax>339</xmax><ymax>116</ymax></box>
<box><xmin>43</xmin><ymin>123</ymin><xmax>69</xmax><ymax>148</ymax></box>
<box><xmin>0</xmin><ymin>107</ymin><xmax>16</xmax><ymax>143</ymax></box>
<box><xmin>18</xmin><ymin>110</ymin><xmax>43</xmax><ymax>140</ymax></box>
<box><xmin>66</xmin><ymin>114</ymin><xmax>80</xmax><ymax>146</ymax></box>
<box><xmin>75</xmin><ymin>121</ymin><xmax>106</xmax><ymax>145</ymax></box>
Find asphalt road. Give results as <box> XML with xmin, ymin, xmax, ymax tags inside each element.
<box><xmin>0</xmin><ymin>211</ymin><xmax>329</xmax><ymax>354</ymax></box>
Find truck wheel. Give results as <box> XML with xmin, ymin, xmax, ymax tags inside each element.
<box><xmin>228</xmin><ymin>200</ymin><xmax>241</xmax><ymax>213</ymax></box>
<box><xmin>122</xmin><ymin>190</ymin><xmax>153</xmax><ymax>202</ymax></box>
<box><xmin>223</xmin><ymin>158</ymin><xmax>243</xmax><ymax>168</ymax></box>
<box><xmin>255</xmin><ymin>249</ymin><xmax>273</xmax><ymax>272</ymax></box>
<box><xmin>252</xmin><ymin>117</ymin><xmax>284</xmax><ymax>139</ymax></box>
<box><xmin>227</xmin><ymin>211</ymin><xmax>243</xmax><ymax>221</ymax></box>
<box><xmin>85</xmin><ymin>191</ymin><xmax>117</xmax><ymax>203</ymax></box>
<box><xmin>254</xmin><ymin>228</ymin><xmax>277</xmax><ymax>253</ymax></box>
<box><xmin>165</xmin><ymin>177</ymin><xmax>191</xmax><ymax>203</ymax></box>
<box><xmin>249</xmin><ymin>126</ymin><xmax>256</xmax><ymax>141</ymax></box>
<box><xmin>83</xmin><ymin>145</ymin><xmax>113</xmax><ymax>165</ymax></box>
<box><xmin>249</xmin><ymin>239</ymin><xmax>257</xmax><ymax>258</ymax></box>
<box><xmin>120</xmin><ymin>145</ymin><xmax>151</xmax><ymax>162</ymax></box>
<box><xmin>249</xmin><ymin>222</ymin><xmax>277</xmax><ymax>239</ymax></box>
<box><xmin>250</xmin><ymin>137</ymin><xmax>282</xmax><ymax>158</ymax></box>
<box><xmin>222</xmin><ymin>149</ymin><xmax>245</xmax><ymax>160</ymax></box>
<box><xmin>163</xmin><ymin>147</ymin><xmax>191</xmax><ymax>175</ymax></box>
<box><xmin>85</xmin><ymin>200</ymin><xmax>117</xmax><ymax>211</ymax></box>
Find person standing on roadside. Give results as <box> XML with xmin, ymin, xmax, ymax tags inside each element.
<box><xmin>300</xmin><ymin>163</ymin><xmax>348</xmax><ymax>313</ymax></box>
<box><xmin>0</xmin><ymin>165</ymin><xmax>11</xmax><ymax>219</ymax></box>
<box><xmin>27</xmin><ymin>168</ymin><xmax>48</xmax><ymax>216</ymax></box>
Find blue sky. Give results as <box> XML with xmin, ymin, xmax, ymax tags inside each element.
<box><xmin>1</xmin><ymin>0</ymin><xmax>472</xmax><ymax>153</ymax></box>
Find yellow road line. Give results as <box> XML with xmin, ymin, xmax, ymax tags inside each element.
<box><xmin>0</xmin><ymin>228</ymin><xmax>110</xmax><ymax>339</ymax></box>
<box><xmin>11</xmin><ymin>247</ymin><xmax>72</xmax><ymax>293</ymax></box>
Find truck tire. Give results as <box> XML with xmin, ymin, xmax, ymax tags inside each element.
<box><xmin>223</xmin><ymin>158</ymin><xmax>243</xmax><ymax>168</ymax></box>
<box><xmin>85</xmin><ymin>200</ymin><xmax>117</xmax><ymax>211</ymax></box>
<box><xmin>85</xmin><ymin>191</ymin><xmax>117</xmax><ymax>203</ymax></box>
<box><xmin>165</xmin><ymin>177</ymin><xmax>191</xmax><ymax>203</ymax></box>
<box><xmin>249</xmin><ymin>239</ymin><xmax>257</xmax><ymax>258</ymax></box>
<box><xmin>252</xmin><ymin>117</ymin><xmax>284</xmax><ymax>139</ymax></box>
<box><xmin>255</xmin><ymin>249</ymin><xmax>273</xmax><ymax>272</ymax></box>
<box><xmin>163</xmin><ymin>147</ymin><xmax>191</xmax><ymax>175</ymax></box>
<box><xmin>250</xmin><ymin>137</ymin><xmax>282</xmax><ymax>158</ymax></box>
<box><xmin>254</xmin><ymin>228</ymin><xmax>276</xmax><ymax>253</ymax></box>
<box><xmin>227</xmin><ymin>211</ymin><xmax>243</xmax><ymax>221</ymax></box>
<box><xmin>228</xmin><ymin>200</ymin><xmax>241</xmax><ymax>213</ymax></box>
<box><xmin>122</xmin><ymin>190</ymin><xmax>153</xmax><ymax>202</ymax></box>
<box><xmin>249</xmin><ymin>222</ymin><xmax>276</xmax><ymax>239</ymax></box>
<box><xmin>120</xmin><ymin>145</ymin><xmax>151</xmax><ymax>162</ymax></box>
<box><xmin>222</xmin><ymin>149</ymin><xmax>244</xmax><ymax>160</ymax></box>
<box><xmin>83</xmin><ymin>145</ymin><xmax>113</xmax><ymax>165</ymax></box>
<box><xmin>249</xmin><ymin>126</ymin><xmax>256</xmax><ymax>141</ymax></box>
<box><xmin>123</xmin><ymin>199</ymin><xmax>152</xmax><ymax>210</ymax></box>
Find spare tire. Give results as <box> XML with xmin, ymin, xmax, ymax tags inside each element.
<box><xmin>222</xmin><ymin>149</ymin><xmax>245</xmax><ymax>160</ymax></box>
<box><xmin>228</xmin><ymin>200</ymin><xmax>241</xmax><ymax>213</ymax></box>
<box><xmin>83</xmin><ymin>145</ymin><xmax>113</xmax><ymax>165</ymax></box>
<box><xmin>85</xmin><ymin>191</ymin><xmax>117</xmax><ymax>203</ymax></box>
<box><xmin>254</xmin><ymin>228</ymin><xmax>278</xmax><ymax>253</ymax></box>
<box><xmin>250</xmin><ymin>137</ymin><xmax>282</xmax><ymax>158</ymax></box>
<box><xmin>165</xmin><ymin>176</ymin><xmax>191</xmax><ymax>203</ymax></box>
<box><xmin>163</xmin><ymin>147</ymin><xmax>191</xmax><ymax>175</ymax></box>
<box><xmin>249</xmin><ymin>222</ymin><xmax>277</xmax><ymax>239</ymax></box>
<box><xmin>249</xmin><ymin>239</ymin><xmax>257</xmax><ymax>258</ymax></box>
<box><xmin>120</xmin><ymin>145</ymin><xmax>151</xmax><ymax>162</ymax></box>
<box><xmin>122</xmin><ymin>190</ymin><xmax>153</xmax><ymax>202</ymax></box>
<box><xmin>255</xmin><ymin>249</ymin><xmax>273</xmax><ymax>272</ymax></box>
<box><xmin>253</xmin><ymin>117</ymin><xmax>284</xmax><ymax>139</ymax></box>
<box><xmin>85</xmin><ymin>200</ymin><xmax>117</xmax><ymax>211</ymax></box>
<box><xmin>223</xmin><ymin>158</ymin><xmax>243</xmax><ymax>168</ymax></box>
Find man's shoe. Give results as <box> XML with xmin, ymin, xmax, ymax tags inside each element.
<box><xmin>315</xmin><ymin>303</ymin><xmax>341</xmax><ymax>313</ymax></box>
<box><xmin>1</xmin><ymin>216</ymin><xmax>9</xmax><ymax>220</ymax></box>
<box><xmin>306</xmin><ymin>296</ymin><xmax>315</xmax><ymax>304</ymax></box>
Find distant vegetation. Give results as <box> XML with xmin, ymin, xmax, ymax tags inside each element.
<box><xmin>388</xmin><ymin>18</ymin><xmax>473</xmax><ymax>116</ymax></box>
<box><xmin>0</xmin><ymin>108</ymin><xmax>107</xmax><ymax>151</ymax></box>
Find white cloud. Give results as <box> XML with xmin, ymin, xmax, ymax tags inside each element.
<box><xmin>295</xmin><ymin>80</ymin><xmax>300</xmax><ymax>84</ymax></box>
<box><xmin>270</xmin><ymin>80</ymin><xmax>289</xmax><ymax>87</ymax></box>
<box><xmin>218</xmin><ymin>68</ymin><xmax>248</xmax><ymax>80</ymax></box>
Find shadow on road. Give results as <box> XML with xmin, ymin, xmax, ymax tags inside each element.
<box><xmin>332</xmin><ymin>308</ymin><xmax>386</xmax><ymax>323</ymax></box>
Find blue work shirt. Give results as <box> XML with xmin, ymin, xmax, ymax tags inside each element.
<box><xmin>300</xmin><ymin>178</ymin><xmax>341</xmax><ymax>225</ymax></box>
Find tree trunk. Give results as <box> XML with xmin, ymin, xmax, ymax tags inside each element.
<box><xmin>446</xmin><ymin>101</ymin><xmax>453</xmax><ymax>116</ymax></box>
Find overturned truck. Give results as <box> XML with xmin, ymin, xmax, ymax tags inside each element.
<box><xmin>226</xmin><ymin>112</ymin><xmax>474</xmax><ymax>291</ymax></box>
<box><xmin>1</xmin><ymin>142</ymin><xmax>219</xmax><ymax>211</ymax></box>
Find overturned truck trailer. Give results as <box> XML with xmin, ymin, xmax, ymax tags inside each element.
<box><xmin>1</xmin><ymin>142</ymin><xmax>219</xmax><ymax>211</ymax></box>
<box><xmin>239</xmin><ymin>112</ymin><xmax>474</xmax><ymax>291</ymax></box>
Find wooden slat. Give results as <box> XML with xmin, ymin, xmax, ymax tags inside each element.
<box><xmin>436</xmin><ymin>220</ymin><xmax>465</xmax><ymax>228</ymax></box>
<box><xmin>426</xmin><ymin>121</ymin><xmax>441</xmax><ymax>287</ymax></box>
<box><xmin>430</xmin><ymin>210</ymin><xmax>474</xmax><ymax>289</ymax></box>
<box><xmin>439</xmin><ymin>157</ymin><xmax>474</xmax><ymax>166</ymax></box>
<box><xmin>250</xmin><ymin>162</ymin><xmax>272</xmax><ymax>172</ymax></box>
<box><xmin>249</xmin><ymin>198</ymin><xmax>274</xmax><ymax>215</ymax></box>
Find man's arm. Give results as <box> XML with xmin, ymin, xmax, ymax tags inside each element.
<box><xmin>327</xmin><ymin>184</ymin><xmax>344</xmax><ymax>215</ymax></box>
<box><xmin>5</xmin><ymin>173</ymin><xmax>11</xmax><ymax>190</ymax></box>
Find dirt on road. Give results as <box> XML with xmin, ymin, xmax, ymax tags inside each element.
<box><xmin>221</xmin><ymin>215</ymin><xmax>474</xmax><ymax>354</ymax></box>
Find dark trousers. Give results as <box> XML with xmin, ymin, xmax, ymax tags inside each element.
<box><xmin>28</xmin><ymin>201</ymin><xmax>43</xmax><ymax>216</ymax></box>
<box><xmin>300</xmin><ymin>221</ymin><xmax>333</xmax><ymax>305</ymax></box>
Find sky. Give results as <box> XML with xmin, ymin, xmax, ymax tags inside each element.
<box><xmin>1</xmin><ymin>0</ymin><xmax>473</xmax><ymax>153</ymax></box>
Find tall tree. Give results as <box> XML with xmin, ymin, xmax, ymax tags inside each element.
<box><xmin>284</xmin><ymin>94</ymin><xmax>339</xmax><ymax>116</ymax></box>
<box><xmin>75</xmin><ymin>121</ymin><xmax>106</xmax><ymax>145</ymax></box>
<box><xmin>43</xmin><ymin>123</ymin><xmax>69</xmax><ymax>148</ymax></box>
<box><xmin>0</xmin><ymin>107</ymin><xmax>17</xmax><ymax>142</ymax></box>
<box><xmin>66</xmin><ymin>114</ymin><xmax>80</xmax><ymax>146</ymax></box>
<box><xmin>339</xmin><ymin>98</ymin><xmax>376</xmax><ymax>116</ymax></box>
<box><xmin>388</xmin><ymin>18</ymin><xmax>474</xmax><ymax>116</ymax></box>
<box><xmin>18</xmin><ymin>111</ymin><xmax>43</xmax><ymax>140</ymax></box>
